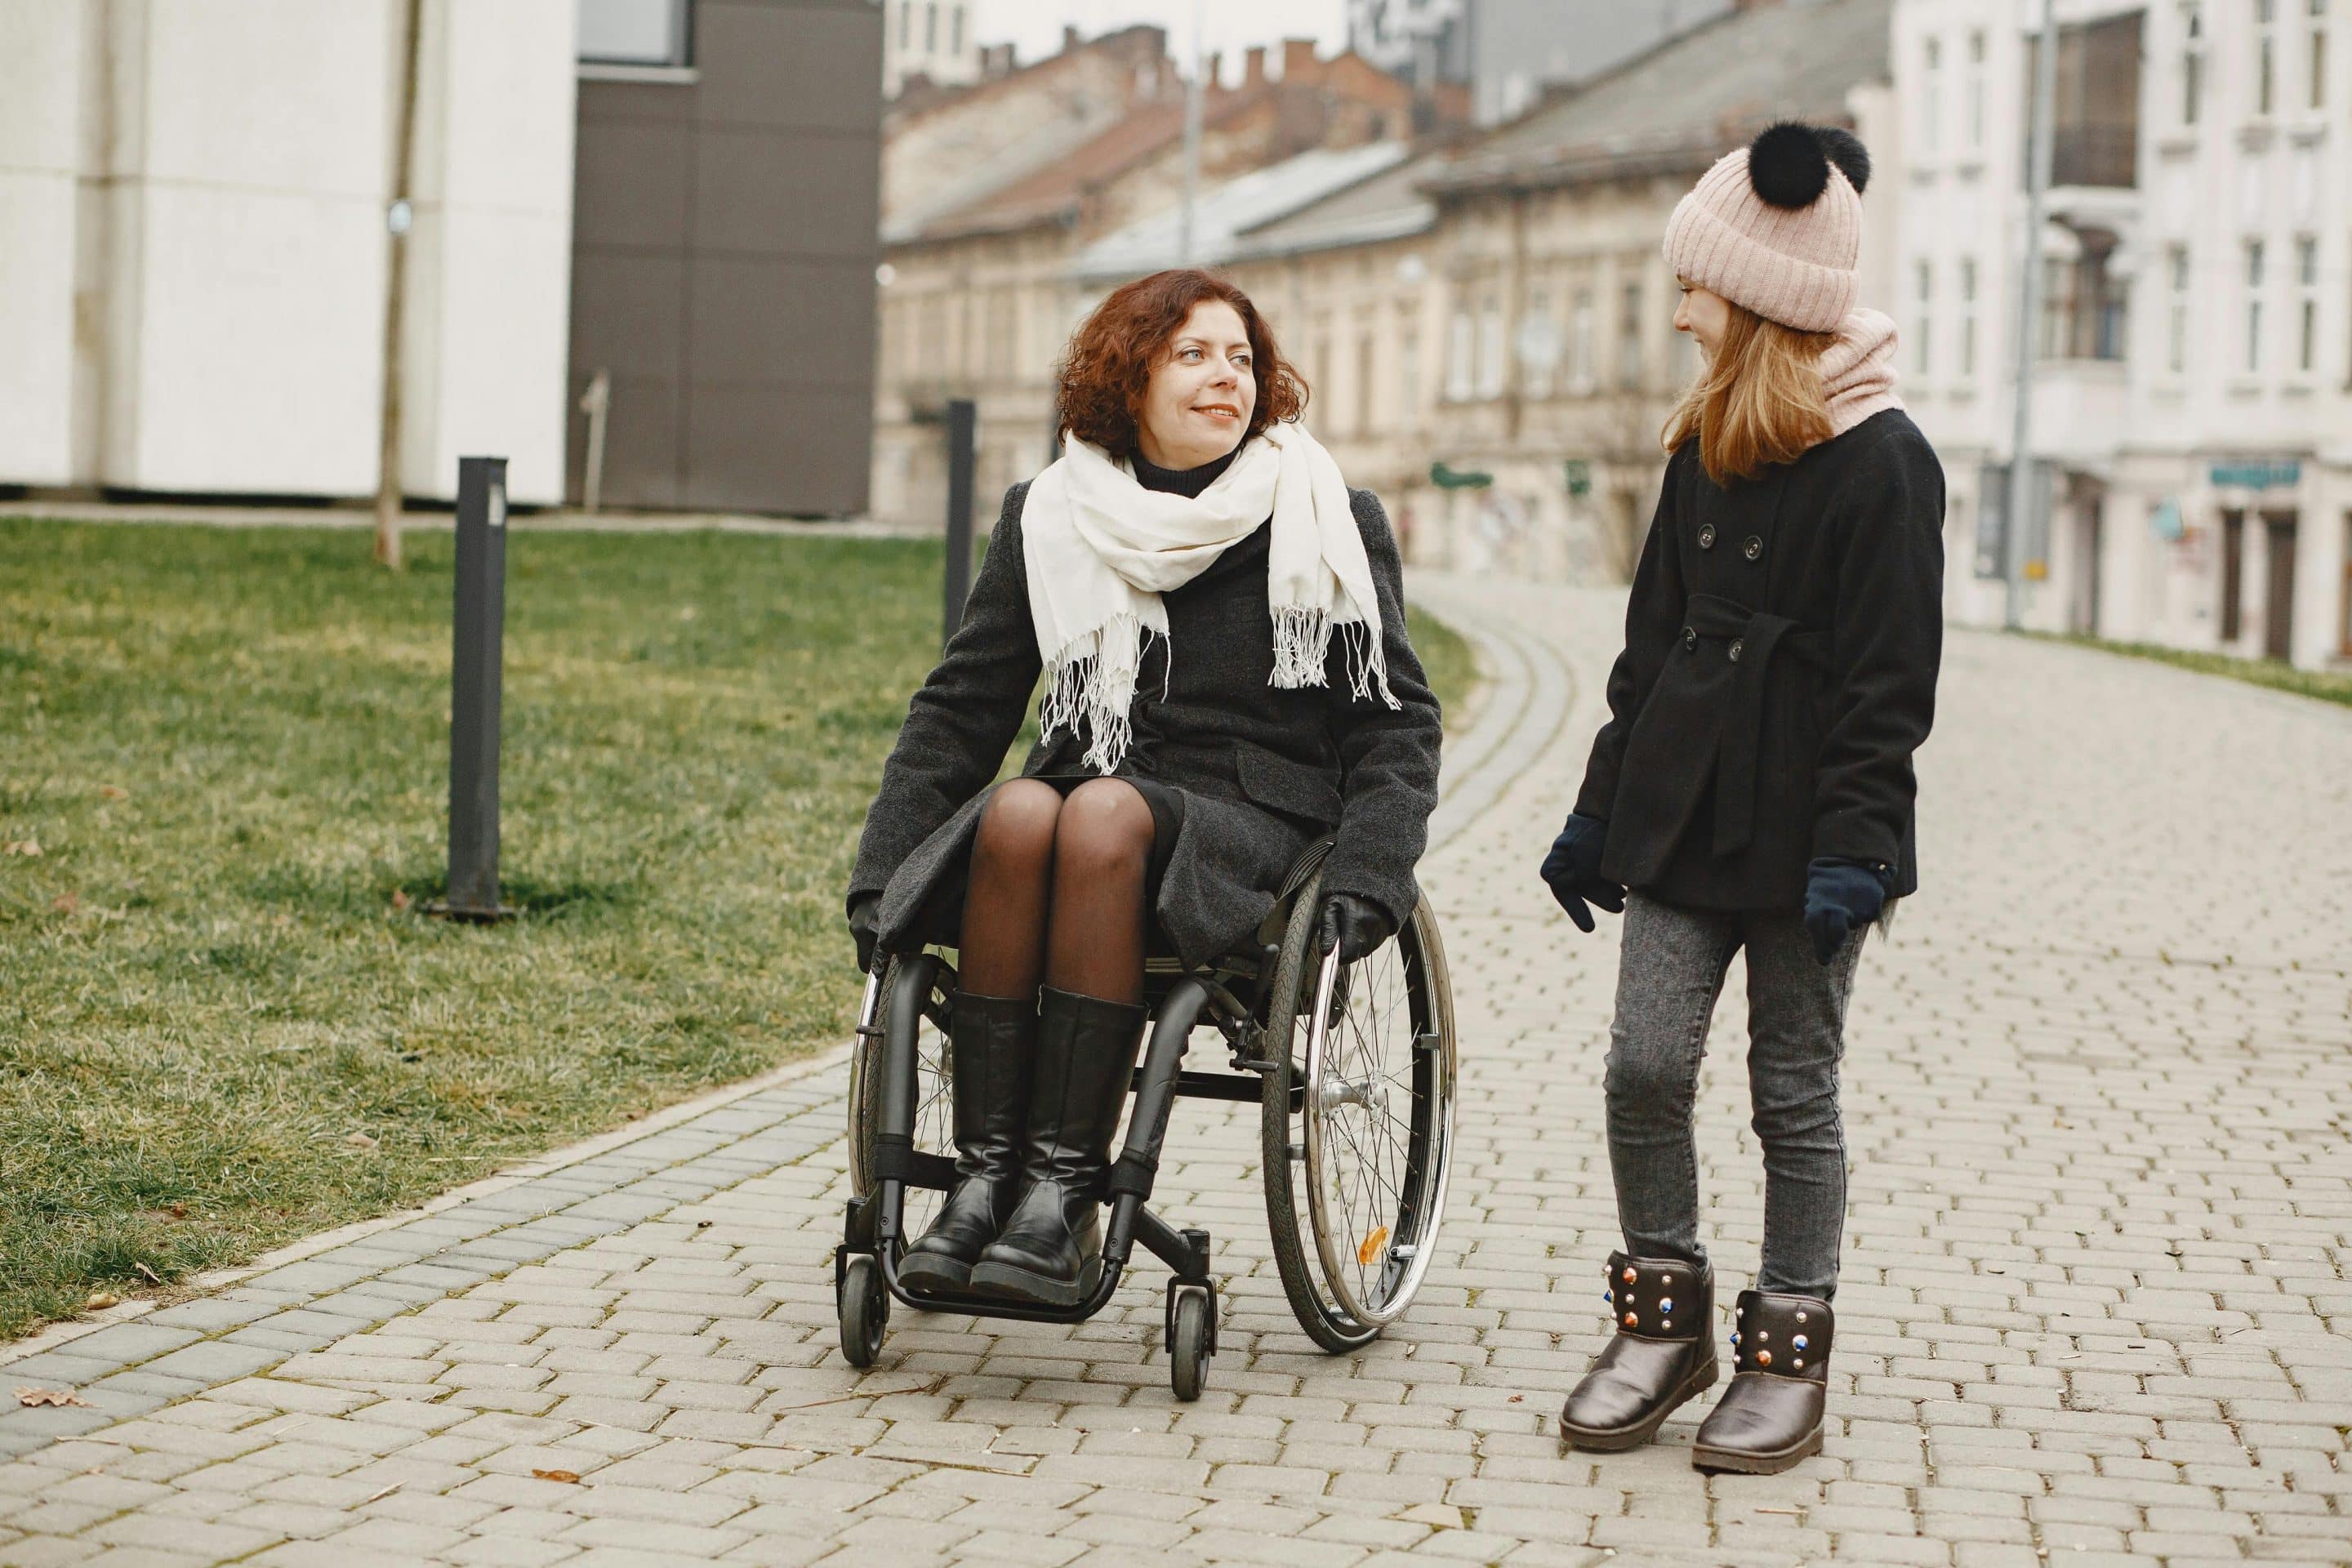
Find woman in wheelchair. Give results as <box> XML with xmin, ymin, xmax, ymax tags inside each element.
<box><xmin>844</xmin><ymin>270</ymin><xmax>1442</xmax><ymax>1309</ymax></box>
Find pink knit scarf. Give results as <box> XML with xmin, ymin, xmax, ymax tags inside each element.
<box><xmin>1817</xmin><ymin>308</ymin><xmax>1905</xmax><ymax>436</ymax></box>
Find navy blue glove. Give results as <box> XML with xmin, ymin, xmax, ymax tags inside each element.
<box><xmin>1320</xmin><ymin>893</ymin><xmax>1396</xmax><ymax>964</ymax></box>
<box><xmin>1539</xmin><ymin>813</ymin><xmax>1625</xmax><ymax>933</ymax></box>
<box><xmin>847</xmin><ymin>891</ymin><xmax>882</xmax><ymax>973</ymax></box>
<box><xmin>1802</xmin><ymin>858</ymin><xmax>1891</xmax><ymax>965</ymax></box>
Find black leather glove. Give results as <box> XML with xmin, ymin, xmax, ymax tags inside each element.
<box><xmin>1539</xmin><ymin>812</ymin><xmax>1625</xmax><ymax>933</ymax></box>
<box><xmin>1802</xmin><ymin>858</ymin><xmax>1891</xmax><ymax>965</ymax></box>
<box><xmin>1318</xmin><ymin>893</ymin><xmax>1396</xmax><ymax>964</ymax></box>
<box><xmin>847</xmin><ymin>890</ymin><xmax>882</xmax><ymax>974</ymax></box>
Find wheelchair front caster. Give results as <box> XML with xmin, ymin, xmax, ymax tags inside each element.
<box><xmin>837</xmin><ymin>1251</ymin><xmax>889</xmax><ymax>1368</ymax></box>
<box><xmin>1167</xmin><ymin>1281</ymin><xmax>1216</xmax><ymax>1401</ymax></box>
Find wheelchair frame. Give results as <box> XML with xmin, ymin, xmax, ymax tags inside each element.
<box><xmin>835</xmin><ymin>839</ymin><xmax>1454</xmax><ymax>1400</ymax></box>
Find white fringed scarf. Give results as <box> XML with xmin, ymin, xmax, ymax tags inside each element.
<box><xmin>1019</xmin><ymin>422</ymin><xmax>1398</xmax><ymax>773</ymax></box>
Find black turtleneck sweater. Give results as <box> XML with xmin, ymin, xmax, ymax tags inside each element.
<box><xmin>1130</xmin><ymin>444</ymin><xmax>1237</xmax><ymax>498</ymax></box>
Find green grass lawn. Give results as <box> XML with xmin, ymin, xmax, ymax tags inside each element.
<box><xmin>0</xmin><ymin>519</ymin><xmax>1472</xmax><ymax>1341</ymax></box>
<box><xmin>2028</xmin><ymin>630</ymin><xmax>2352</xmax><ymax>708</ymax></box>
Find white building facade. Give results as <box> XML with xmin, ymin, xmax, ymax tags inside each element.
<box><xmin>1898</xmin><ymin>0</ymin><xmax>2352</xmax><ymax>670</ymax></box>
<box><xmin>0</xmin><ymin>0</ymin><xmax>577</xmax><ymax>505</ymax></box>
<box><xmin>881</xmin><ymin>0</ymin><xmax>980</xmax><ymax>97</ymax></box>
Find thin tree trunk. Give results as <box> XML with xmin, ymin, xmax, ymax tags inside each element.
<box><xmin>375</xmin><ymin>0</ymin><xmax>426</xmax><ymax>568</ymax></box>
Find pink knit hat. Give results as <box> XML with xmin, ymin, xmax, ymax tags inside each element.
<box><xmin>1664</xmin><ymin>122</ymin><xmax>1872</xmax><ymax>333</ymax></box>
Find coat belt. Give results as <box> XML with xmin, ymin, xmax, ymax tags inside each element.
<box><xmin>1682</xmin><ymin>594</ymin><xmax>1829</xmax><ymax>858</ymax></box>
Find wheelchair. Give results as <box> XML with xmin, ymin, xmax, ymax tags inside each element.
<box><xmin>835</xmin><ymin>837</ymin><xmax>1459</xmax><ymax>1400</ymax></box>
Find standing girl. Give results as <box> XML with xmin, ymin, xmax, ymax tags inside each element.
<box><xmin>1539</xmin><ymin>122</ymin><xmax>1944</xmax><ymax>1473</ymax></box>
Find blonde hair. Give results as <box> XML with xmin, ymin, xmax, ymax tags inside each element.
<box><xmin>1662</xmin><ymin>301</ymin><xmax>1836</xmax><ymax>486</ymax></box>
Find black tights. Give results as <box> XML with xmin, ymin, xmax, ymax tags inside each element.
<box><xmin>958</xmin><ymin>777</ymin><xmax>1153</xmax><ymax>1005</ymax></box>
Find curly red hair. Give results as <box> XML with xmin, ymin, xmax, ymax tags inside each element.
<box><xmin>1056</xmin><ymin>270</ymin><xmax>1307</xmax><ymax>454</ymax></box>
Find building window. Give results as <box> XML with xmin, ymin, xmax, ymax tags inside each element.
<box><xmin>2042</xmin><ymin>231</ymin><xmax>2129</xmax><ymax>359</ymax></box>
<box><xmin>1616</xmin><ymin>279</ymin><xmax>1644</xmax><ymax>390</ymax></box>
<box><xmin>1446</xmin><ymin>306</ymin><xmax>1473</xmax><ymax>401</ymax></box>
<box><xmin>2312</xmin><ymin>0</ymin><xmax>2331</xmax><ymax>109</ymax></box>
<box><xmin>1522</xmin><ymin>293</ymin><xmax>1556</xmax><ymax>398</ymax></box>
<box><xmin>1921</xmin><ymin>36</ymin><xmax>1942</xmax><ymax>153</ymax></box>
<box><xmin>2296</xmin><ymin>236</ymin><xmax>2320</xmax><ymax>372</ymax></box>
<box><xmin>924</xmin><ymin>2</ymin><xmax>938</xmax><ymax>52</ymax></box>
<box><xmin>1357</xmin><ymin>332</ymin><xmax>1377</xmax><ymax>434</ymax></box>
<box><xmin>950</xmin><ymin>2</ymin><xmax>964</xmax><ymax>56</ymax></box>
<box><xmin>1387</xmin><ymin>316</ymin><xmax>1416</xmax><ymax>423</ymax></box>
<box><xmin>1913</xmin><ymin>261</ymin><xmax>1934</xmax><ymax>376</ymax></box>
<box><xmin>2182</xmin><ymin>2</ymin><xmax>2204</xmax><ymax>123</ymax></box>
<box><xmin>1959</xmin><ymin>258</ymin><xmax>1980</xmax><ymax>376</ymax></box>
<box><xmin>2167</xmin><ymin>245</ymin><xmax>2192</xmax><ymax>372</ymax></box>
<box><xmin>1477</xmin><ymin>296</ymin><xmax>1505</xmax><ymax>399</ymax></box>
<box><xmin>2245</xmin><ymin>238</ymin><xmax>2266</xmax><ymax>372</ymax></box>
<box><xmin>579</xmin><ymin>0</ymin><xmax>692</xmax><ymax>68</ymax></box>
<box><xmin>2257</xmin><ymin>0</ymin><xmax>2278</xmax><ymax>115</ymax></box>
<box><xmin>1568</xmin><ymin>288</ymin><xmax>1594</xmax><ymax>392</ymax></box>
<box><xmin>1966</xmin><ymin>31</ymin><xmax>1988</xmax><ymax>149</ymax></box>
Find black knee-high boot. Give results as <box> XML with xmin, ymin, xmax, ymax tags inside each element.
<box><xmin>898</xmin><ymin>991</ymin><xmax>1036</xmax><ymax>1295</ymax></box>
<box><xmin>968</xmin><ymin>987</ymin><xmax>1147</xmax><ymax>1307</ymax></box>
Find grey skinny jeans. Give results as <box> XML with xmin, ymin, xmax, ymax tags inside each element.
<box><xmin>1602</xmin><ymin>892</ymin><xmax>1866</xmax><ymax>1299</ymax></box>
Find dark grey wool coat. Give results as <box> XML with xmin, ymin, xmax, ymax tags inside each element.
<box><xmin>1575</xmin><ymin>408</ymin><xmax>1944</xmax><ymax>910</ymax></box>
<box><xmin>849</xmin><ymin>481</ymin><xmax>1443</xmax><ymax>969</ymax></box>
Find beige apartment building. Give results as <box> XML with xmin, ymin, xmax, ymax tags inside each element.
<box><xmin>871</xmin><ymin>33</ymin><xmax>1422</xmax><ymax>528</ymax></box>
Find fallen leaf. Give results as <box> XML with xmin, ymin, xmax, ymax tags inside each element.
<box><xmin>390</xmin><ymin>889</ymin><xmax>412</xmax><ymax>911</ymax></box>
<box><xmin>51</xmin><ymin>892</ymin><xmax>79</xmax><ymax>915</ymax></box>
<box><xmin>164</xmin><ymin>1205</ymin><xmax>186</xmax><ymax>1221</ymax></box>
<box><xmin>2</xmin><ymin>840</ymin><xmax>41</xmax><ymax>858</ymax></box>
<box><xmin>532</xmin><ymin>1468</ymin><xmax>581</xmax><ymax>1484</ymax></box>
<box><xmin>85</xmin><ymin>1291</ymin><xmax>119</xmax><ymax>1311</ymax></box>
<box><xmin>345</xmin><ymin>1131</ymin><xmax>379</xmax><ymax>1149</ymax></box>
<box><xmin>98</xmin><ymin>785</ymin><xmax>129</xmax><ymax>800</ymax></box>
<box><xmin>135</xmin><ymin>1261</ymin><xmax>163</xmax><ymax>1283</ymax></box>
<box><xmin>16</xmin><ymin>1388</ymin><xmax>91</xmax><ymax>1408</ymax></box>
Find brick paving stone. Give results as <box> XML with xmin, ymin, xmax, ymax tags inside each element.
<box><xmin>2</xmin><ymin>577</ymin><xmax>2347</xmax><ymax>1563</ymax></box>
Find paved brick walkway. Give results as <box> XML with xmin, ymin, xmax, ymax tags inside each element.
<box><xmin>2</xmin><ymin>577</ymin><xmax>2346</xmax><ymax>1567</ymax></box>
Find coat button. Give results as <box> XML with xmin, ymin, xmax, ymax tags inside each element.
<box><xmin>1697</xmin><ymin>524</ymin><xmax>1717</xmax><ymax>550</ymax></box>
<box><xmin>1682</xmin><ymin>627</ymin><xmax>1697</xmax><ymax>653</ymax></box>
<box><xmin>1728</xmin><ymin>639</ymin><xmax>1744</xmax><ymax>663</ymax></box>
<box><xmin>1743</xmin><ymin>536</ymin><xmax>1763</xmax><ymax>561</ymax></box>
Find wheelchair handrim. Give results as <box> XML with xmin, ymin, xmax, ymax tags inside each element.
<box><xmin>1298</xmin><ymin>907</ymin><xmax>1455</xmax><ymax>1329</ymax></box>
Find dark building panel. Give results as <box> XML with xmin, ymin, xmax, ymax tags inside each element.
<box><xmin>572</xmin><ymin>120</ymin><xmax>693</xmax><ymax>250</ymax></box>
<box><xmin>684</xmin><ymin>382</ymin><xmax>873</xmax><ymax>514</ymax></box>
<box><xmin>570</xmin><ymin>0</ymin><xmax>880</xmax><ymax>514</ymax></box>
<box><xmin>696</xmin><ymin>2</ymin><xmax>885</xmax><ymax>131</ymax></box>
<box><xmin>692</xmin><ymin>128</ymin><xmax>880</xmax><ymax>256</ymax></box>
<box><xmin>687</xmin><ymin>256</ymin><xmax>873</xmax><ymax>380</ymax></box>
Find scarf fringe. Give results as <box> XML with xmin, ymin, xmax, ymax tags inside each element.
<box><xmin>1040</xmin><ymin>615</ymin><xmax>1161</xmax><ymax>776</ymax></box>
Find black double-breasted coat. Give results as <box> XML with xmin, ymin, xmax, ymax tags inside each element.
<box><xmin>1575</xmin><ymin>408</ymin><xmax>1945</xmax><ymax>910</ymax></box>
<box><xmin>849</xmin><ymin>480</ymin><xmax>1443</xmax><ymax>969</ymax></box>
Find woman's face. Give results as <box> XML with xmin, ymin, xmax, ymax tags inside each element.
<box><xmin>1674</xmin><ymin>281</ymin><xmax>1731</xmax><ymax>360</ymax></box>
<box><xmin>1135</xmin><ymin>300</ymin><xmax>1257</xmax><ymax>471</ymax></box>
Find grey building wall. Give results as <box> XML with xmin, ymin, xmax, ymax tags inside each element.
<box><xmin>569</xmin><ymin>0</ymin><xmax>881</xmax><ymax>514</ymax></box>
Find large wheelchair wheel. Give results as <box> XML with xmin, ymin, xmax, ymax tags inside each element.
<box><xmin>844</xmin><ymin>954</ymin><xmax>957</xmax><ymax>1262</ymax></box>
<box><xmin>1259</xmin><ymin>866</ymin><xmax>1457</xmax><ymax>1352</ymax></box>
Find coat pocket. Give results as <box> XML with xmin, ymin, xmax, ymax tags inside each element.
<box><xmin>1235</xmin><ymin>746</ymin><xmax>1345</xmax><ymax>828</ymax></box>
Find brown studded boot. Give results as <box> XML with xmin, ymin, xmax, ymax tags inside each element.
<box><xmin>1690</xmin><ymin>1290</ymin><xmax>1832</xmax><ymax>1474</ymax></box>
<box><xmin>1558</xmin><ymin>1253</ymin><xmax>1717</xmax><ymax>1450</ymax></box>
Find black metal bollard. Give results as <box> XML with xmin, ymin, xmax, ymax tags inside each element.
<box><xmin>942</xmin><ymin>398</ymin><xmax>976</xmax><ymax>648</ymax></box>
<box><xmin>434</xmin><ymin>456</ymin><xmax>514</xmax><ymax>922</ymax></box>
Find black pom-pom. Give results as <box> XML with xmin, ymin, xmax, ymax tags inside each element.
<box><xmin>1815</xmin><ymin>127</ymin><xmax>1871</xmax><ymax>194</ymax></box>
<box><xmin>1746</xmin><ymin>121</ymin><xmax>1831</xmax><ymax>209</ymax></box>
